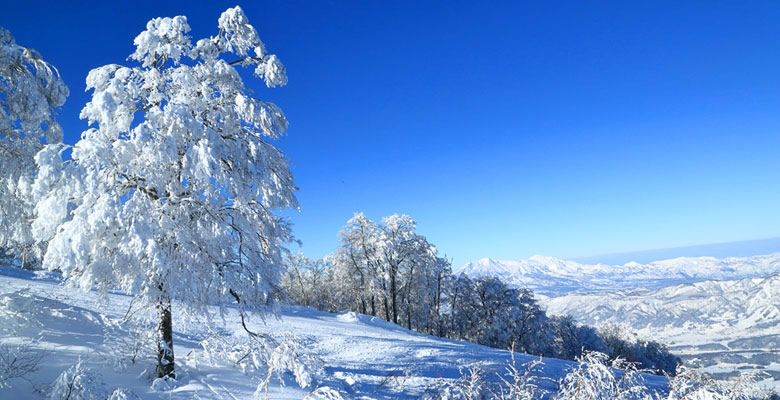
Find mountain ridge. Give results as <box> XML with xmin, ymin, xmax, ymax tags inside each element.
<box><xmin>455</xmin><ymin>253</ymin><xmax>780</xmax><ymax>296</ymax></box>
<box><xmin>540</xmin><ymin>273</ymin><xmax>780</xmax><ymax>385</ymax></box>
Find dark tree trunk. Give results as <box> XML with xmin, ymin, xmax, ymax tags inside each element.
<box><xmin>406</xmin><ymin>302</ymin><xmax>412</xmax><ymax>330</ymax></box>
<box><xmin>450</xmin><ymin>285</ymin><xmax>458</xmax><ymax>338</ymax></box>
<box><xmin>383</xmin><ymin>296</ymin><xmax>390</xmax><ymax>322</ymax></box>
<box><xmin>157</xmin><ymin>296</ymin><xmax>175</xmax><ymax>378</ymax></box>
<box><xmin>390</xmin><ymin>270</ymin><xmax>398</xmax><ymax>324</ymax></box>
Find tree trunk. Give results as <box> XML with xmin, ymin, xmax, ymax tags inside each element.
<box><xmin>406</xmin><ymin>301</ymin><xmax>412</xmax><ymax>330</ymax></box>
<box><xmin>383</xmin><ymin>296</ymin><xmax>390</xmax><ymax>322</ymax></box>
<box><xmin>390</xmin><ymin>270</ymin><xmax>398</xmax><ymax>324</ymax></box>
<box><xmin>157</xmin><ymin>296</ymin><xmax>175</xmax><ymax>378</ymax></box>
<box><xmin>450</xmin><ymin>285</ymin><xmax>458</xmax><ymax>338</ymax></box>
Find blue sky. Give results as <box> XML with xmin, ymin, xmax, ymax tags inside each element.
<box><xmin>3</xmin><ymin>1</ymin><xmax>780</xmax><ymax>266</ymax></box>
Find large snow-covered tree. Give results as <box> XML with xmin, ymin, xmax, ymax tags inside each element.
<box><xmin>0</xmin><ymin>28</ymin><xmax>68</xmax><ymax>266</ymax></box>
<box><xmin>31</xmin><ymin>7</ymin><xmax>297</xmax><ymax>378</ymax></box>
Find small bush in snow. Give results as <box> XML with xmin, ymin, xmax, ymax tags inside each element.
<box><xmin>495</xmin><ymin>353</ymin><xmax>544</xmax><ymax>400</ymax></box>
<box><xmin>0</xmin><ymin>341</ymin><xmax>45</xmax><ymax>388</ymax></box>
<box><xmin>150</xmin><ymin>375</ymin><xmax>177</xmax><ymax>392</ymax></box>
<box><xmin>303</xmin><ymin>386</ymin><xmax>346</xmax><ymax>400</ymax></box>
<box><xmin>49</xmin><ymin>361</ymin><xmax>108</xmax><ymax>400</ymax></box>
<box><xmin>556</xmin><ymin>351</ymin><xmax>655</xmax><ymax>400</ymax></box>
<box><xmin>666</xmin><ymin>366</ymin><xmax>767</xmax><ymax>400</ymax></box>
<box><xmin>197</xmin><ymin>331</ymin><xmax>322</xmax><ymax>399</ymax></box>
<box><xmin>108</xmin><ymin>388</ymin><xmax>141</xmax><ymax>400</ymax></box>
<box><xmin>438</xmin><ymin>362</ymin><xmax>492</xmax><ymax>400</ymax></box>
<box><xmin>255</xmin><ymin>340</ymin><xmax>323</xmax><ymax>399</ymax></box>
<box><xmin>200</xmin><ymin>331</ymin><xmax>276</xmax><ymax>374</ymax></box>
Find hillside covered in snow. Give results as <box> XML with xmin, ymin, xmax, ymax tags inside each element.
<box><xmin>456</xmin><ymin>253</ymin><xmax>780</xmax><ymax>296</ymax></box>
<box><xmin>1</xmin><ymin>265</ymin><xmax>665</xmax><ymax>399</ymax></box>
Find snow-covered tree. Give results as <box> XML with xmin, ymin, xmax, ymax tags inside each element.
<box><xmin>31</xmin><ymin>7</ymin><xmax>297</xmax><ymax>378</ymax></box>
<box><xmin>331</xmin><ymin>213</ymin><xmax>383</xmax><ymax>315</ymax></box>
<box><xmin>281</xmin><ymin>253</ymin><xmax>331</xmax><ymax>310</ymax></box>
<box><xmin>330</xmin><ymin>212</ymin><xmax>445</xmax><ymax>328</ymax></box>
<box><xmin>0</xmin><ymin>27</ymin><xmax>68</xmax><ymax>267</ymax></box>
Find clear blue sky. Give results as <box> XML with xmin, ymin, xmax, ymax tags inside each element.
<box><xmin>3</xmin><ymin>1</ymin><xmax>780</xmax><ymax>266</ymax></box>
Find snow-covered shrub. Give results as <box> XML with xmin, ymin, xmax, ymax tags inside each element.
<box><xmin>436</xmin><ymin>362</ymin><xmax>492</xmax><ymax>400</ymax></box>
<box><xmin>254</xmin><ymin>340</ymin><xmax>323</xmax><ymax>399</ymax></box>
<box><xmin>556</xmin><ymin>351</ymin><xmax>656</xmax><ymax>400</ymax></box>
<box><xmin>198</xmin><ymin>331</ymin><xmax>322</xmax><ymax>399</ymax></box>
<box><xmin>666</xmin><ymin>365</ymin><xmax>766</xmax><ymax>400</ymax></box>
<box><xmin>0</xmin><ymin>341</ymin><xmax>44</xmax><ymax>388</ymax></box>
<box><xmin>200</xmin><ymin>331</ymin><xmax>276</xmax><ymax>374</ymax></box>
<box><xmin>49</xmin><ymin>361</ymin><xmax>108</xmax><ymax>400</ymax></box>
<box><xmin>107</xmin><ymin>388</ymin><xmax>141</xmax><ymax>400</ymax></box>
<box><xmin>495</xmin><ymin>353</ymin><xmax>545</xmax><ymax>400</ymax></box>
<box><xmin>302</xmin><ymin>386</ymin><xmax>346</xmax><ymax>400</ymax></box>
<box><xmin>150</xmin><ymin>375</ymin><xmax>176</xmax><ymax>392</ymax></box>
<box><xmin>265</xmin><ymin>341</ymin><xmax>318</xmax><ymax>388</ymax></box>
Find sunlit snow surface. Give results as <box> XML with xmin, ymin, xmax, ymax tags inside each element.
<box><xmin>0</xmin><ymin>266</ymin><xmax>668</xmax><ymax>399</ymax></box>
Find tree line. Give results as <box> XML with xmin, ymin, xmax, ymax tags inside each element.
<box><xmin>281</xmin><ymin>213</ymin><xmax>681</xmax><ymax>375</ymax></box>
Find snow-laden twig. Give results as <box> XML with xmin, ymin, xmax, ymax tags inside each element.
<box><xmin>0</xmin><ymin>341</ymin><xmax>45</xmax><ymax>388</ymax></box>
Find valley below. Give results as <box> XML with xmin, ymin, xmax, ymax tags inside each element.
<box><xmin>458</xmin><ymin>254</ymin><xmax>780</xmax><ymax>390</ymax></box>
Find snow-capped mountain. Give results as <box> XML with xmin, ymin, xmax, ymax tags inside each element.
<box><xmin>543</xmin><ymin>273</ymin><xmax>780</xmax><ymax>330</ymax></box>
<box><xmin>541</xmin><ymin>273</ymin><xmax>780</xmax><ymax>383</ymax></box>
<box><xmin>455</xmin><ymin>253</ymin><xmax>780</xmax><ymax>296</ymax></box>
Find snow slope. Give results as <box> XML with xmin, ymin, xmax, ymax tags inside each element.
<box><xmin>543</xmin><ymin>274</ymin><xmax>780</xmax><ymax>388</ymax></box>
<box><xmin>0</xmin><ymin>266</ymin><xmax>667</xmax><ymax>399</ymax></box>
<box><xmin>456</xmin><ymin>253</ymin><xmax>780</xmax><ymax>295</ymax></box>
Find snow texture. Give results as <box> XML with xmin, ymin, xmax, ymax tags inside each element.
<box><xmin>0</xmin><ymin>265</ymin><xmax>668</xmax><ymax>399</ymax></box>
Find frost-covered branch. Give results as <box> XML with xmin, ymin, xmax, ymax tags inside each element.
<box><xmin>0</xmin><ymin>27</ymin><xmax>68</xmax><ymax>264</ymax></box>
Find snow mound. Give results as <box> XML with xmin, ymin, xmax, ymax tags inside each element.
<box><xmin>336</xmin><ymin>311</ymin><xmax>359</xmax><ymax>323</ymax></box>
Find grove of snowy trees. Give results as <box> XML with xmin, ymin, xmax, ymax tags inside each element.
<box><xmin>280</xmin><ymin>213</ymin><xmax>682</xmax><ymax>376</ymax></box>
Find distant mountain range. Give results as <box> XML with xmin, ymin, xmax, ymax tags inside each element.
<box><xmin>455</xmin><ymin>253</ymin><xmax>780</xmax><ymax>296</ymax></box>
<box><xmin>543</xmin><ymin>273</ymin><xmax>780</xmax><ymax>331</ymax></box>
<box><xmin>541</xmin><ymin>273</ymin><xmax>780</xmax><ymax>383</ymax></box>
<box><xmin>456</xmin><ymin>252</ymin><xmax>780</xmax><ymax>387</ymax></box>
